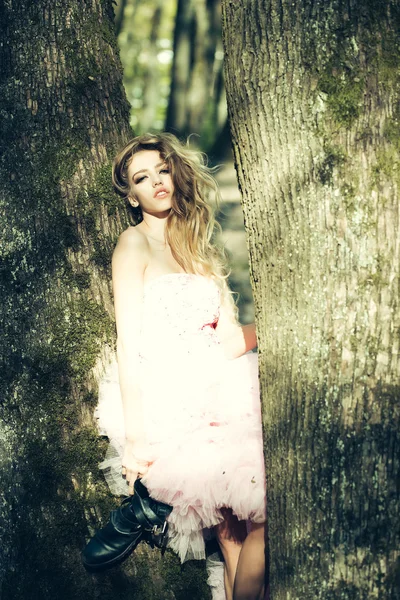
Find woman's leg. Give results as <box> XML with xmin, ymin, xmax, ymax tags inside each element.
<box><xmin>215</xmin><ymin>508</ymin><xmax>247</xmax><ymax>600</ymax></box>
<box><xmin>233</xmin><ymin>522</ymin><xmax>267</xmax><ymax>600</ymax></box>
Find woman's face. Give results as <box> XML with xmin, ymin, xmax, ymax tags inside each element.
<box><xmin>127</xmin><ymin>150</ymin><xmax>174</xmax><ymax>217</ymax></box>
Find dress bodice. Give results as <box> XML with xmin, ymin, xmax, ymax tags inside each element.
<box><xmin>136</xmin><ymin>273</ymin><xmax>225</xmax><ymax>439</ymax></box>
<box><xmin>139</xmin><ymin>273</ymin><xmax>221</xmax><ymax>362</ymax></box>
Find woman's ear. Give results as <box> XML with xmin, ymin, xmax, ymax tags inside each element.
<box><xmin>128</xmin><ymin>195</ymin><xmax>139</xmax><ymax>208</ymax></box>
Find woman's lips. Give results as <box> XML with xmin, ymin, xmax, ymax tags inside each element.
<box><xmin>154</xmin><ymin>187</ymin><xmax>168</xmax><ymax>198</ymax></box>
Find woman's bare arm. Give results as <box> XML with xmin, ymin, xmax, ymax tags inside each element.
<box><xmin>215</xmin><ymin>302</ymin><xmax>257</xmax><ymax>359</ymax></box>
<box><xmin>112</xmin><ymin>228</ymin><xmax>150</xmax><ymax>490</ymax></box>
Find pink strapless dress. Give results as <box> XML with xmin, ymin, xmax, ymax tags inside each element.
<box><xmin>96</xmin><ymin>273</ymin><xmax>266</xmax><ymax>564</ymax></box>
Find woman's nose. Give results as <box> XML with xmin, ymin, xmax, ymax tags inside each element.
<box><xmin>152</xmin><ymin>175</ymin><xmax>162</xmax><ymax>186</ymax></box>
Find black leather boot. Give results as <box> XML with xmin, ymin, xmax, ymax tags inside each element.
<box><xmin>81</xmin><ymin>480</ymin><xmax>173</xmax><ymax>572</ymax></box>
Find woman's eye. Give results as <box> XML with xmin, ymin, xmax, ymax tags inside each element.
<box><xmin>135</xmin><ymin>175</ymin><xmax>146</xmax><ymax>183</ymax></box>
<box><xmin>160</xmin><ymin>168</ymin><xmax>169</xmax><ymax>174</ymax></box>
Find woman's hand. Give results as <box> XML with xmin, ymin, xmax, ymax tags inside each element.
<box><xmin>122</xmin><ymin>440</ymin><xmax>151</xmax><ymax>494</ymax></box>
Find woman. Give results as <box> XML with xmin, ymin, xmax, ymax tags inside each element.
<box><xmin>85</xmin><ymin>133</ymin><xmax>267</xmax><ymax>600</ymax></box>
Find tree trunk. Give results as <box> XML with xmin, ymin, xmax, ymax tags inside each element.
<box><xmin>114</xmin><ymin>0</ymin><xmax>129</xmax><ymax>37</ymax></box>
<box><xmin>165</xmin><ymin>0</ymin><xmax>224</xmax><ymax>148</ymax></box>
<box><xmin>165</xmin><ymin>0</ymin><xmax>195</xmax><ymax>134</ymax></box>
<box><xmin>0</xmin><ymin>1</ymin><xmax>210</xmax><ymax>598</ymax></box>
<box><xmin>221</xmin><ymin>1</ymin><xmax>400</xmax><ymax>598</ymax></box>
<box><xmin>140</xmin><ymin>0</ymin><xmax>164</xmax><ymax>132</ymax></box>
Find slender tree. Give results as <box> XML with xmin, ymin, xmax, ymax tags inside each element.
<box><xmin>114</xmin><ymin>0</ymin><xmax>129</xmax><ymax>36</ymax></box>
<box><xmin>140</xmin><ymin>0</ymin><xmax>164</xmax><ymax>131</ymax></box>
<box><xmin>166</xmin><ymin>0</ymin><xmax>224</xmax><ymax>147</ymax></box>
<box><xmin>0</xmin><ymin>1</ymin><xmax>209</xmax><ymax>598</ymax></box>
<box><xmin>221</xmin><ymin>1</ymin><xmax>400</xmax><ymax>598</ymax></box>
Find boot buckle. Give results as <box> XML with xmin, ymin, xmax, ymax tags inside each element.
<box><xmin>152</xmin><ymin>520</ymin><xmax>167</xmax><ymax>536</ymax></box>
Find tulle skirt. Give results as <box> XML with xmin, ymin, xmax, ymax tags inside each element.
<box><xmin>96</xmin><ymin>351</ymin><xmax>266</xmax><ymax>563</ymax></box>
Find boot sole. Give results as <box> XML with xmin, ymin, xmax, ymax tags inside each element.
<box><xmin>81</xmin><ymin>537</ymin><xmax>142</xmax><ymax>572</ymax></box>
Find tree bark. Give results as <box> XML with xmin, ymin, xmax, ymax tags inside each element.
<box><xmin>221</xmin><ymin>1</ymin><xmax>400</xmax><ymax>598</ymax></box>
<box><xmin>0</xmin><ymin>1</ymin><xmax>210</xmax><ymax>598</ymax></box>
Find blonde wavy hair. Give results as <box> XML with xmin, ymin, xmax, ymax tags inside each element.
<box><xmin>112</xmin><ymin>132</ymin><xmax>238</xmax><ymax>320</ymax></box>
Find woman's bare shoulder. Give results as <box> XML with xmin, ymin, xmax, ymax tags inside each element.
<box><xmin>112</xmin><ymin>227</ymin><xmax>150</xmax><ymax>275</ymax></box>
<box><xmin>116</xmin><ymin>226</ymin><xmax>149</xmax><ymax>249</ymax></box>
